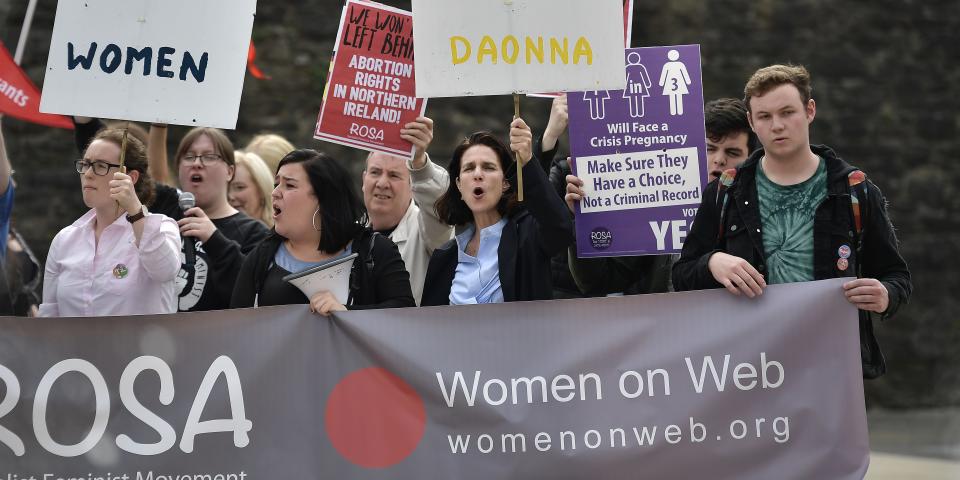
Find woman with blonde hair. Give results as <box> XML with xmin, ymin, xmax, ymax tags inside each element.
<box><xmin>230</xmin><ymin>151</ymin><xmax>275</xmax><ymax>227</ymax></box>
<box><xmin>245</xmin><ymin>133</ymin><xmax>295</xmax><ymax>174</ymax></box>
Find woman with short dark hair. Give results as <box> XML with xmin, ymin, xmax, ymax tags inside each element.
<box><xmin>420</xmin><ymin>119</ymin><xmax>573</xmax><ymax>306</ymax></box>
<box><xmin>230</xmin><ymin>149</ymin><xmax>415</xmax><ymax>315</ymax></box>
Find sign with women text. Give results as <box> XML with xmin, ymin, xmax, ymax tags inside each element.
<box><xmin>39</xmin><ymin>0</ymin><xmax>257</xmax><ymax>129</ymax></box>
<box><xmin>314</xmin><ymin>0</ymin><xmax>427</xmax><ymax>157</ymax></box>
<box><xmin>569</xmin><ymin>45</ymin><xmax>707</xmax><ymax>257</ymax></box>
<box><xmin>0</xmin><ymin>280</ymin><xmax>868</xmax><ymax>479</ymax></box>
<box><xmin>410</xmin><ymin>0</ymin><xmax>627</xmax><ymax>97</ymax></box>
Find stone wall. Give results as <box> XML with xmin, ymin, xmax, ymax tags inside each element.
<box><xmin>3</xmin><ymin>0</ymin><xmax>957</xmax><ymax>407</ymax></box>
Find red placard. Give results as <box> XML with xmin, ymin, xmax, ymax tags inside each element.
<box><xmin>0</xmin><ymin>41</ymin><xmax>73</xmax><ymax>129</ymax></box>
<box><xmin>314</xmin><ymin>0</ymin><xmax>426</xmax><ymax>158</ymax></box>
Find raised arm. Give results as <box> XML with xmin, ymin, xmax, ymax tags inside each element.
<box><xmin>148</xmin><ymin>124</ymin><xmax>172</xmax><ymax>185</ymax></box>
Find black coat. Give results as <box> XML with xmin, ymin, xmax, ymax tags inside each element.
<box><xmin>673</xmin><ymin>145</ymin><xmax>912</xmax><ymax>377</ymax></box>
<box><xmin>421</xmin><ymin>159</ymin><xmax>574</xmax><ymax>306</ymax></box>
<box><xmin>230</xmin><ymin>229</ymin><xmax>415</xmax><ymax>310</ymax></box>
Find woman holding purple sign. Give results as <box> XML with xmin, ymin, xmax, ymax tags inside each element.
<box><xmin>420</xmin><ymin>118</ymin><xmax>573</xmax><ymax>306</ymax></box>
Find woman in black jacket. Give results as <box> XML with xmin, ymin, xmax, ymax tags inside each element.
<box><xmin>420</xmin><ymin>119</ymin><xmax>573</xmax><ymax>306</ymax></box>
<box><xmin>230</xmin><ymin>149</ymin><xmax>414</xmax><ymax>315</ymax></box>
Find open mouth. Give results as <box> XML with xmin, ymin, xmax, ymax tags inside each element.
<box><xmin>189</xmin><ymin>173</ymin><xmax>204</xmax><ymax>183</ymax></box>
<box><xmin>710</xmin><ymin>170</ymin><xmax>722</xmax><ymax>180</ymax></box>
<box><xmin>472</xmin><ymin>187</ymin><xmax>485</xmax><ymax>198</ymax></box>
<box><xmin>273</xmin><ymin>206</ymin><xmax>282</xmax><ymax>218</ymax></box>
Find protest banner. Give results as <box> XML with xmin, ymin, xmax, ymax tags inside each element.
<box><xmin>39</xmin><ymin>0</ymin><xmax>256</xmax><ymax>129</ymax></box>
<box><xmin>314</xmin><ymin>0</ymin><xmax>426</xmax><ymax>157</ymax></box>
<box><xmin>0</xmin><ymin>279</ymin><xmax>868</xmax><ymax>478</ymax></box>
<box><xmin>0</xmin><ymin>41</ymin><xmax>72</xmax><ymax>129</ymax></box>
<box><xmin>410</xmin><ymin>0</ymin><xmax>627</xmax><ymax>98</ymax></box>
<box><xmin>568</xmin><ymin>45</ymin><xmax>707</xmax><ymax>257</ymax></box>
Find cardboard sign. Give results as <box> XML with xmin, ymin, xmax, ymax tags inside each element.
<box><xmin>0</xmin><ymin>280</ymin><xmax>869</xmax><ymax>479</ymax></box>
<box><xmin>528</xmin><ymin>0</ymin><xmax>634</xmax><ymax>99</ymax></box>
<box><xmin>411</xmin><ymin>0</ymin><xmax>627</xmax><ymax>97</ymax></box>
<box><xmin>314</xmin><ymin>0</ymin><xmax>427</xmax><ymax>157</ymax></box>
<box><xmin>39</xmin><ymin>0</ymin><xmax>256</xmax><ymax>129</ymax></box>
<box><xmin>569</xmin><ymin>45</ymin><xmax>707</xmax><ymax>257</ymax></box>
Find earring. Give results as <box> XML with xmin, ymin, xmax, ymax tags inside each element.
<box><xmin>312</xmin><ymin>208</ymin><xmax>321</xmax><ymax>231</ymax></box>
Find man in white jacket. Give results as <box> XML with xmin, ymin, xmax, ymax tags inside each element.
<box><xmin>362</xmin><ymin>116</ymin><xmax>452</xmax><ymax>304</ymax></box>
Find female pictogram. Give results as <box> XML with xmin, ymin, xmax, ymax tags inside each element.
<box><xmin>658</xmin><ymin>49</ymin><xmax>691</xmax><ymax>116</ymax></box>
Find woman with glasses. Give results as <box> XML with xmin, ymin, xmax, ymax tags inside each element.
<box><xmin>171</xmin><ymin>127</ymin><xmax>270</xmax><ymax>312</ymax></box>
<box><xmin>39</xmin><ymin>129</ymin><xmax>181</xmax><ymax>316</ymax></box>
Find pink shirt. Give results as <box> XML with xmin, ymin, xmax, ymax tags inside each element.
<box><xmin>39</xmin><ymin>209</ymin><xmax>182</xmax><ymax>317</ymax></box>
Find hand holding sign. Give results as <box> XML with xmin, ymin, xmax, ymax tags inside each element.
<box><xmin>510</xmin><ymin>118</ymin><xmax>533</xmax><ymax>166</ymax></box>
<box><xmin>564</xmin><ymin>172</ymin><xmax>585</xmax><ymax>214</ymax></box>
<box><xmin>109</xmin><ymin>171</ymin><xmax>142</xmax><ymax>215</ymax></box>
<box><xmin>400</xmin><ymin>116</ymin><xmax>434</xmax><ymax>169</ymax></box>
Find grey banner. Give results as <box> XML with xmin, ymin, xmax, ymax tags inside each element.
<box><xmin>0</xmin><ymin>279</ymin><xmax>868</xmax><ymax>479</ymax></box>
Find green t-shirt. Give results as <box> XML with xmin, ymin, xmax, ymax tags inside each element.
<box><xmin>756</xmin><ymin>157</ymin><xmax>827</xmax><ymax>284</ymax></box>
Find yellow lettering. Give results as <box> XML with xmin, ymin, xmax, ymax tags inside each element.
<box><xmin>524</xmin><ymin>36</ymin><xmax>544</xmax><ymax>65</ymax></box>
<box><xmin>450</xmin><ymin>36</ymin><xmax>471</xmax><ymax>65</ymax></box>
<box><xmin>502</xmin><ymin>35</ymin><xmax>520</xmax><ymax>64</ymax></box>
<box><xmin>478</xmin><ymin>35</ymin><xmax>498</xmax><ymax>64</ymax></box>
<box><xmin>573</xmin><ymin>37</ymin><xmax>593</xmax><ymax>65</ymax></box>
<box><xmin>550</xmin><ymin>37</ymin><xmax>569</xmax><ymax>65</ymax></box>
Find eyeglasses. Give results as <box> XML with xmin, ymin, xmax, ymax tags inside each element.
<box><xmin>75</xmin><ymin>159</ymin><xmax>121</xmax><ymax>176</ymax></box>
<box><xmin>181</xmin><ymin>153</ymin><xmax>223</xmax><ymax>166</ymax></box>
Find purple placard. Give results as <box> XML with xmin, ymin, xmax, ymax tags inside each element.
<box><xmin>568</xmin><ymin>45</ymin><xmax>707</xmax><ymax>257</ymax></box>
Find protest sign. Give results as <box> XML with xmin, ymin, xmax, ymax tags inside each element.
<box><xmin>314</xmin><ymin>0</ymin><xmax>427</xmax><ymax>157</ymax></box>
<box><xmin>569</xmin><ymin>45</ymin><xmax>707</xmax><ymax>257</ymax></box>
<box><xmin>0</xmin><ymin>279</ymin><xmax>868</xmax><ymax>478</ymax></box>
<box><xmin>528</xmin><ymin>0</ymin><xmax>634</xmax><ymax>99</ymax></box>
<box><xmin>39</xmin><ymin>0</ymin><xmax>256</xmax><ymax>129</ymax></box>
<box><xmin>410</xmin><ymin>0</ymin><xmax>627</xmax><ymax>98</ymax></box>
<box><xmin>0</xmin><ymin>41</ymin><xmax>72</xmax><ymax>129</ymax></box>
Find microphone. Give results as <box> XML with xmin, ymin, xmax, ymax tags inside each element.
<box><xmin>178</xmin><ymin>192</ymin><xmax>196</xmax><ymax>267</ymax></box>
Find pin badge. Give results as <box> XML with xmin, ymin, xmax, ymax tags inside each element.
<box><xmin>838</xmin><ymin>245</ymin><xmax>851</xmax><ymax>259</ymax></box>
<box><xmin>837</xmin><ymin>258</ymin><xmax>849</xmax><ymax>271</ymax></box>
<box><xmin>113</xmin><ymin>264</ymin><xmax>129</xmax><ymax>279</ymax></box>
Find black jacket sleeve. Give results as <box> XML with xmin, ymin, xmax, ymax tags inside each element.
<box><xmin>521</xmin><ymin>157</ymin><xmax>574</xmax><ymax>257</ymax></box>
<box><xmin>349</xmin><ymin>233</ymin><xmax>415</xmax><ymax>310</ymax></box>
<box><xmin>534</xmin><ymin>134</ymin><xmax>559</xmax><ymax>175</ymax></box>
<box><xmin>229</xmin><ymin>248</ymin><xmax>261</xmax><ymax>308</ymax></box>
<box><xmin>861</xmin><ymin>181</ymin><xmax>912</xmax><ymax>319</ymax></box>
<box><xmin>205</xmin><ymin>217</ymin><xmax>270</xmax><ymax>308</ymax></box>
<box><xmin>672</xmin><ymin>180</ymin><xmax>725</xmax><ymax>291</ymax></box>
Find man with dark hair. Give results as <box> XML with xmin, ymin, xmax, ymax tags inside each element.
<box><xmin>673</xmin><ymin>64</ymin><xmax>911</xmax><ymax>378</ymax></box>
<box><xmin>561</xmin><ymin>97</ymin><xmax>758</xmax><ymax>296</ymax></box>
<box><xmin>704</xmin><ymin>98</ymin><xmax>759</xmax><ymax>181</ymax></box>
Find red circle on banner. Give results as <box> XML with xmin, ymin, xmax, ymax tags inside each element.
<box><xmin>325</xmin><ymin>367</ymin><xmax>426</xmax><ymax>468</ymax></box>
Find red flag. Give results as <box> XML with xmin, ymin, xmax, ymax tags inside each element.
<box><xmin>0</xmin><ymin>41</ymin><xmax>73</xmax><ymax>129</ymax></box>
<box><xmin>247</xmin><ymin>41</ymin><xmax>270</xmax><ymax>80</ymax></box>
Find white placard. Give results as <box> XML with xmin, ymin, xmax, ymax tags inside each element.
<box><xmin>411</xmin><ymin>0</ymin><xmax>626</xmax><ymax>98</ymax></box>
<box><xmin>39</xmin><ymin>0</ymin><xmax>256</xmax><ymax>129</ymax></box>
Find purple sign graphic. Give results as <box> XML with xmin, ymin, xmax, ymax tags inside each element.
<box><xmin>568</xmin><ymin>45</ymin><xmax>707</xmax><ymax>257</ymax></box>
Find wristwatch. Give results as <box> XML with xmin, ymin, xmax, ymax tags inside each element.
<box><xmin>126</xmin><ymin>206</ymin><xmax>146</xmax><ymax>223</ymax></box>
